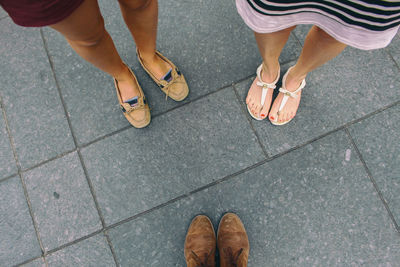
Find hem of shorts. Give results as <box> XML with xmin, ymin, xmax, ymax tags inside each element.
<box><xmin>9</xmin><ymin>0</ymin><xmax>85</xmax><ymax>27</ymax></box>
<box><xmin>236</xmin><ymin>1</ymin><xmax>394</xmax><ymax>50</ymax></box>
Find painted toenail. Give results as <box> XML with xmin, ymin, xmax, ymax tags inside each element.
<box><xmin>261</xmin><ymin>114</ymin><xmax>265</xmax><ymax>117</ymax></box>
<box><xmin>270</xmin><ymin>116</ymin><xmax>274</xmax><ymax>120</ymax></box>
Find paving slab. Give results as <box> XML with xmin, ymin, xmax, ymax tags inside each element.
<box><xmin>0</xmin><ymin>109</ymin><xmax>17</xmax><ymax>179</ymax></box>
<box><xmin>348</xmin><ymin>104</ymin><xmax>400</xmax><ymax>225</ymax></box>
<box><xmin>41</xmin><ymin>0</ymin><xmax>301</xmax><ymax>145</ymax></box>
<box><xmin>108</xmin><ymin>131</ymin><xmax>400</xmax><ymax>266</ymax></box>
<box><xmin>46</xmin><ymin>234</ymin><xmax>116</xmax><ymax>267</ymax></box>
<box><xmin>0</xmin><ymin>18</ymin><xmax>75</xmax><ymax>169</ymax></box>
<box><xmin>21</xmin><ymin>257</ymin><xmax>46</xmax><ymax>267</ymax></box>
<box><xmin>0</xmin><ymin>6</ymin><xmax>7</xmax><ymax>19</ymax></box>
<box><xmin>387</xmin><ymin>32</ymin><xmax>400</xmax><ymax>68</ymax></box>
<box><xmin>235</xmin><ymin>46</ymin><xmax>400</xmax><ymax>156</ymax></box>
<box><xmin>23</xmin><ymin>152</ymin><xmax>102</xmax><ymax>251</ymax></box>
<box><xmin>81</xmin><ymin>87</ymin><xmax>265</xmax><ymax>225</ymax></box>
<box><xmin>0</xmin><ymin>176</ymin><xmax>41</xmax><ymax>266</ymax></box>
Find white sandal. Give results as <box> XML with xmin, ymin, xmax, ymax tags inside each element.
<box><xmin>246</xmin><ymin>63</ymin><xmax>280</xmax><ymax>121</ymax></box>
<box><xmin>271</xmin><ymin>66</ymin><xmax>306</xmax><ymax>126</ymax></box>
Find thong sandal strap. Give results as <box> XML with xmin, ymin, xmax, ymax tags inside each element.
<box><xmin>255</xmin><ymin>64</ymin><xmax>280</xmax><ymax>107</ymax></box>
<box><xmin>278</xmin><ymin>67</ymin><xmax>306</xmax><ymax>113</ymax></box>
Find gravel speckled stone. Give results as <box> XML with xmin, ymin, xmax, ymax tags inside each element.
<box><xmin>23</xmin><ymin>152</ymin><xmax>102</xmax><ymax>251</ymax></box>
<box><xmin>41</xmin><ymin>0</ymin><xmax>302</xmax><ymax>144</ymax></box>
<box><xmin>235</xmin><ymin>46</ymin><xmax>400</xmax><ymax>156</ymax></box>
<box><xmin>0</xmin><ymin>176</ymin><xmax>41</xmax><ymax>265</ymax></box>
<box><xmin>0</xmin><ymin>18</ymin><xmax>74</xmax><ymax>169</ymax></box>
<box><xmin>349</xmin><ymin>104</ymin><xmax>400</xmax><ymax>225</ymax></box>
<box><xmin>0</xmin><ymin>110</ymin><xmax>16</xmax><ymax>179</ymax></box>
<box><xmin>21</xmin><ymin>257</ymin><xmax>46</xmax><ymax>267</ymax></box>
<box><xmin>46</xmin><ymin>234</ymin><xmax>116</xmax><ymax>267</ymax></box>
<box><xmin>109</xmin><ymin>131</ymin><xmax>400</xmax><ymax>266</ymax></box>
<box><xmin>81</xmin><ymin>87</ymin><xmax>265</xmax><ymax>225</ymax></box>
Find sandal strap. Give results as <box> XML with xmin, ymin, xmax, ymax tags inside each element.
<box><xmin>255</xmin><ymin>64</ymin><xmax>280</xmax><ymax>107</ymax></box>
<box><xmin>278</xmin><ymin>67</ymin><xmax>306</xmax><ymax>112</ymax></box>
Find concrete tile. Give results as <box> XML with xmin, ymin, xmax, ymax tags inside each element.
<box><xmin>0</xmin><ymin>110</ymin><xmax>17</xmax><ymax>179</ymax></box>
<box><xmin>109</xmin><ymin>131</ymin><xmax>400</xmax><ymax>266</ymax></box>
<box><xmin>42</xmin><ymin>0</ymin><xmax>301</xmax><ymax>144</ymax></box>
<box><xmin>0</xmin><ymin>18</ymin><xmax>75</xmax><ymax>169</ymax></box>
<box><xmin>46</xmin><ymin>234</ymin><xmax>116</xmax><ymax>267</ymax></box>
<box><xmin>21</xmin><ymin>257</ymin><xmax>46</xmax><ymax>267</ymax></box>
<box><xmin>40</xmin><ymin>28</ymin><xmax>128</xmax><ymax>146</ymax></box>
<box><xmin>0</xmin><ymin>176</ymin><xmax>41</xmax><ymax>266</ymax></box>
<box><xmin>349</xmin><ymin>104</ymin><xmax>400</xmax><ymax>225</ymax></box>
<box><xmin>387</xmin><ymin>32</ymin><xmax>400</xmax><ymax>67</ymax></box>
<box><xmin>81</xmin><ymin>87</ymin><xmax>265</xmax><ymax>225</ymax></box>
<box><xmin>236</xmin><ymin>46</ymin><xmax>400</xmax><ymax>156</ymax></box>
<box><xmin>0</xmin><ymin>6</ymin><xmax>7</xmax><ymax>19</ymax></box>
<box><xmin>23</xmin><ymin>152</ymin><xmax>102</xmax><ymax>251</ymax></box>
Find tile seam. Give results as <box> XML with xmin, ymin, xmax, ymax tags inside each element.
<box><xmin>384</xmin><ymin>48</ymin><xmax>400</xmax><ymax>71</ymax></box>
<box><xmin>40</xmin><ymin>29</ymin><xmax>119</xmax><ymax>266</ymax></box>
<box><xmin>232</xmin><ymin>84</ymin><xmax>270</xmax><ymax>158</ymax></box>
<box><xmin>12</xmin><ymin>106</ymin><xmax>400</xmax><ymax>265</ymax></box>
<box><xmin>0</xmin><ymin>94</ymin><xmax>46</xmax><ymax>257</ymax></box>
<box><xmin>344</xmin><ymin>128</ymin><xmax>400</xmax><ymax>233</ymax></box>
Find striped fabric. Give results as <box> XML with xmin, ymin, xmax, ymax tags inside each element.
<box><xmin>247</xmin><ymin>0</ymin><xmax>400</xmax><ymax>31</ymax></box>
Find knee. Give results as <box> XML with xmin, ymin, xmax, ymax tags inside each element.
<box><xmin>68</xmin><ymin>16</ymin><xmax>107</xmax><ymax>47</ymax></box>
<box><xmin>118</xmin><ymin>0</ymin><xmax>152</xmax><ymax>11</ymax></box>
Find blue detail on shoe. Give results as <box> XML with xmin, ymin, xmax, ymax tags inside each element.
<box><xmin>124</xmin><ymin>96</ymin><xmax>138</xmax><ymax>107</ymax></box>
<box><xmin>176</xmin><ymin>69</ymin><xmax>181</xmax><ymax>76</ymax></box>
<box><xmin>162</xmin><ymin>69</ymin><xmax>173</xmax><ymax>82</ymax></box>
<box><xmin>121</xmin><ymin>106</ymin><xmax>126</xmax><ymax>113</ymax></box>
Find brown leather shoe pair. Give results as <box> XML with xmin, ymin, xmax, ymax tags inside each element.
<box><xmin>184</xmin><ymin>213</ymin><xmax>250</xmax><ymax>267</ymax></box>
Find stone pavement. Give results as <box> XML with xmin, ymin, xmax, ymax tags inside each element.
<box><xmin>1</xmin><ymin>1</ymin><xmax>400</xmax><ymax>266</ymax></box>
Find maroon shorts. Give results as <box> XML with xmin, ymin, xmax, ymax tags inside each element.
<box><xmin>0</xmin><ymin>0</ymin><xmax>85</xmax><ymax>27</ymax></box>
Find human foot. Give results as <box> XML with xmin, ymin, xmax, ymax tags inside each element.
<box><xmin>269</xmin><ymin>66</ymin><xmax>306</xmax><ymax>125</ymax></box>
<box><xmin>138</xmin><ymin>50</ymin><xmax>189</xmax><ymax>101</ymax></box>
<box><xmin>114</xmin><ymin>64</ymin><xmax>151</xmax><ymax>128</ymax></box>
<box><xmin>138</xmin><ymin>50</ymin><xmax>172</xmax><ymax>80</ymax></box>
<box><xmin>114</xmin><ymin>64</ymin><xmax>141</xmax><ymax>102</ymax></box>
<box><xmin>246</xmin><ymin>63</ymin><xmax>280</xmax><ymax>120</ymax></box>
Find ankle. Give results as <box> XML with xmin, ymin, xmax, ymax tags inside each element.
<box><xmin>261</xmin><ymin>62</ymin><xmax>280</xmax><ymax>82</ymax></box>
<box><xmin>138</xmin><ymin>50</ymin><xmax>157</xmax><ymax>65</ymax></box>
<box><xmin>114</xmin><ymin>64</ymin><xmax>131</xmax><ymax>82</ymax></box>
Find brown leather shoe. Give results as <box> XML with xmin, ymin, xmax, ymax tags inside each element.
<box><xmin>184</xmin><ymin>215</ymin><xmax>216</xmax><ymax>267</ymax></box>
<box><xmin>217</xmin><ymin>213</ymin><xmax>250</xmax><ymax>267</ymax></box>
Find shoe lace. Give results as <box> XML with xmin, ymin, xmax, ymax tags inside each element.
<box><xmin>222</xmin><ymin>247</ymin><xmax>243</xmax><ymax>267</ymax></box>
<box><xmin>191</xmin><ymin>250</ymin><xmax>213</xmax><ymax>267</ymax></box>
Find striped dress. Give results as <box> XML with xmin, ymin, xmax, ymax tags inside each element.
<box><xmin>236</xmin><ymin>0</ymin><xmax>400</xmax><ymax>50</ymax></box>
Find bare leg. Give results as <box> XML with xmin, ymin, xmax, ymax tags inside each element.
<box><xmin>50</xmin><ymin>0</ymin><xmax>139</xmax><ymax>101</ymax></box>
<box><xmin>269</xmin><ymin>26</ymin><xmax>347</xmax><ymax>123</ymax></box>
<box><xmin>247</xmin><ymin>26</ymin><xmax>295</xmax><ymax>119</ymax></box>
<box><xmin>118</xmin><ymin>0</ymin><xmax>171</xmax><ymax>79</ymax></box>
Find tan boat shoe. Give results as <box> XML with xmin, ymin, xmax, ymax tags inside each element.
<box><xmin>137</xmin><ymin>50</ymin><xmax>189</xmax><ymax>101</ymax></box>
<box><xmin>114</xmin><ymin>64</ymin><xmax>151</xmax><ymax>128</ymax></box>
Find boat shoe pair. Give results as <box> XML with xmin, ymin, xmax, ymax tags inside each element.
<box><xmin>114</xmin><ymin>51</ymin><xmax>189</xmax><ymax>128</ymax></box>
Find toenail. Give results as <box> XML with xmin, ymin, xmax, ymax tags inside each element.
<box><xmin>270</xmin><ymin>116</ymin><xmax>274</xmax><ymax>120</ymax></box>
<box><xmin>261</xmin><ymin>114</ymin><xmax>265</xmax><ymax>117</ymax></box>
